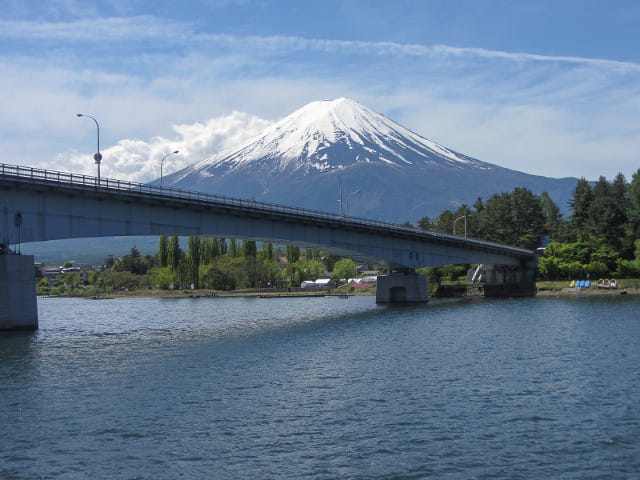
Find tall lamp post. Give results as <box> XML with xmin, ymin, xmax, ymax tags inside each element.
<box><xmin>160</xmin><ymin>150</ymin><xmax>179</xmax><ymax>187</ymax></box>
<box><xmin>77</xmin><ymin>113</ymin><xmax>102</xmax><ymax>184</ymax></box>
<box><xmin>451</xmin><ymin>201</ymin><xmax>468</xmax><ymax>238</ymax></box>
<box><xmin>337</xmin><ymin>176</ymin><xmax>343</xmax><ymax>216</ymax></box>
<box><xmin>345</xmin><ymin>189</ymin><xmax>361</xmax><ymax>216</ymax></box>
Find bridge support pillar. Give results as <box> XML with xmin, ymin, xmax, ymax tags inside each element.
<box><xmin>0</xmin><ymin>254</ymin><xmax>38</xmax><ymax>331</ymax></box>
<box><xmin>376</xmin><ymin>270</ymin><xmax>428</xmax><ymax>303</ymax></box>
<box><xmin>480</xmin><ymin>263</ymin><xmax>537</xmax><ymax>298</ymax></box>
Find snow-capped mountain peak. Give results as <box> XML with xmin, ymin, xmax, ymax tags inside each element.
<box><xmin>161</xmin><ymin>98</ymin><xmax>576</xmax><ymax>222</ymax></box>
<box><xmin>183</xmin><ymin>97</ymin><xmax>482</xmax><ymax>180</ymax></box>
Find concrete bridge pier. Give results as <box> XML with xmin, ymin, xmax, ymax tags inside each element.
<box><xmin>0</xmin><ymin>254</ymin><xmax>38</xmax><ymax>331</ymax></box>
<box><xmin>479</xmin><ymin>263</ymin><xmax>537</xmax><ymax>298</ymax></box>
<box><xmin>376</xmin><ymin>269</ymin><xmax>428</xmax><ymax>303</ymax></box>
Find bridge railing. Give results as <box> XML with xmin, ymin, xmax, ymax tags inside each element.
<box><xmin>0</xmin><ymin>162</ymin><xmax>534</xmax><ymax>257</ymax></box>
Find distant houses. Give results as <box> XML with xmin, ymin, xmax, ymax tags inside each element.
<box><xmin>39</xmin><ymin>262</ymin><xmax>92</xmax><ymax>285</ymax></box>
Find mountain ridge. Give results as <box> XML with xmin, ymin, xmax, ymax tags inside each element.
<box><xmin>160</xmin><ymin>98</ymin><xmax>578</xmax><ymax>222</ymax></box>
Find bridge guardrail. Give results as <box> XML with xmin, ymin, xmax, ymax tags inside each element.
<box><xmin>0</xmin><ymin>162</ymin><xmax>534</xmax><ymax>258</ymax></box>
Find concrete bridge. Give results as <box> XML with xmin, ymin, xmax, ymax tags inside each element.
<box><xmin>1</xmin><ymin>163</ymin><xmax>537</xmax><ymax>330</ymax></box>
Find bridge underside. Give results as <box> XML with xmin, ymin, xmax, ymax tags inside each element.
<box><xmin>1</xmin><ymin>171</ymin><xmax>535</xmax><ymax>271</ymax></box>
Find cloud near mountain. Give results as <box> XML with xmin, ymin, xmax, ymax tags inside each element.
<box><xmin>46</xmin><ymin>111</ymin><xmax>273</xmax><ymax>184</ymax></box>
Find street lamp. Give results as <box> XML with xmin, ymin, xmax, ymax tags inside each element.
<box><xmin>337</xmin><ymin>175</ymin><xmax>343</xmax><ymax>216</ymax></box>
<box><xmin>77</xmin><ymin>113</ymin><xmax>102</xmax><ymax>184</ymax></box>
<box><xmin>345</xmin><ymin>189</ymin><xmax>361</xmax><ymax>216</ymax></box>
<box><xmin>160</xmin><ymin>150</ymin><xmax>179</xmax><ymax>187</ymax></box>
<box><xmin>451</xmin><ymin>201</ymin><xmax>468</xmax><ymax>238</ymax></box>
<box><xmin>453</xmin><ymin>215</ymin><xmax>465</xmax><ymax>237</ymax></box>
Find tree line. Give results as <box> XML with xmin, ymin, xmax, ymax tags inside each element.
<box><xmin>39</xmin><ymin>238</ymin><xmax>360</xmax><ymax>296</ymax></box>
<box><xmin>152</xmin><ymin>237</ymin><xmax>356</xmax><ymax>290</ymax></box>
<box><xmin>410</xmin><ymin>168</ymin><xmax>640</xmax><ymax>280</ymax></box>
<box><xmin>39</xmin><ymin>167</ymin><xmax>639</xmax><ymax>296</ymax></box>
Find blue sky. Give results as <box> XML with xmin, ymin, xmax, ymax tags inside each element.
<box><xmin>2</xmin><ymin>0</ymin><xmax>639</xmax><ymax>184</ymax></box>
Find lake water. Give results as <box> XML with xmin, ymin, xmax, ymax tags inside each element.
<box><xmin>1</xmin><ymin>295</ymin><xmax>639</xmax><ymax>479</ymax></box>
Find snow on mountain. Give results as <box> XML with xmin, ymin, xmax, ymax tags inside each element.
<box><xmin>175</xmin><ymin>98</ymin><xmax>484</xmax><ymax>180</ymax></box>
<box><xmin>160</xmin><ymin>98</ymin><xmax>577</xmax><ymax>222</ymax></box>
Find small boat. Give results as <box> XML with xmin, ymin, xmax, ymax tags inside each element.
<box><xmin>597</xmin><ymin>279</ymin><xmax>618</xmax><ymax>289</ymax></box>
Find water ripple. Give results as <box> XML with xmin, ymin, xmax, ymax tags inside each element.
<box><xmin>1</xmin><ymin>295</ymin><xmax>639</xmax><ymax>478</ymax></box>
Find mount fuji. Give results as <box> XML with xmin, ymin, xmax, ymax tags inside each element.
<box><xmin>159</xmin><ymin>98</ymin><xmax>577</xmax><ymax>222</ymax></box>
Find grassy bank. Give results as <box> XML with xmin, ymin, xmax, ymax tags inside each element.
<box><xmin>41</xmin><ymin>278</ymin><xmax>640</xmax><ymax>300</ymax></box>
<box><xmin>536</xmin><ymin>279</ymin><xmax>640</xmax><ymax>295</ymax></box>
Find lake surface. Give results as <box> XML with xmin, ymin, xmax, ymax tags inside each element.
<box><xmin>1</xmin><ymin>295</ymin><xmax>639</xmax><ymax>479</ymax></box>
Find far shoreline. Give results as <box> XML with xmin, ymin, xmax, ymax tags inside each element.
<box><xmin>536</xmin><ymin>287</ymin><xmax>639</xmax><ymax>297</ymax></box>
<box><xmin>39</xmin><ymin>282</ymin><xmax>640</xmax><ymax>300</ymax></box>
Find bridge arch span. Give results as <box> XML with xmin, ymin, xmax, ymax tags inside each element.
<box><xmin>0</xmin><ymin>164</ymin><xmax>537</xmax><ymax>330</ymax></box>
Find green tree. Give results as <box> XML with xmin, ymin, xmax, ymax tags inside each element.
<box><xmin>88</xmin><ymin>270</ymin><xmax>99</xmax><ymax>285</ymax></box>
<box><xmin>64</xmin><ymin>271</ymin><xmax>81</xmax><ymax>287</ymax></box>
<box><xmin>476</xmin><ymin>192</ymin><xmax>514</xmax><ymax>244</ymax></box>
<box><xmin>331</xmin><ymin>258</ymin><xmax>357</xmax><ymax>281</ymax></box>
<box><xmin>569</xmin><ymin>178</ymin><xmax>593</xmax><ymax>234</ymax></box>
<box><xmin>260</xmin><ymin>258</ymin><xmax>282</xmax><ymax>287</ymax></box>
<box><xmin>296</xmin><ymin>259</ymin><xmax>324</xmax><ymax>281</ymax></box>
<box><xmin>417</xmin><ymin>216</ymin><xmax>431</xmax><ymax>230</ymax></box>
<box><xmin>430</xmin><ymin>209</ymin><xmax>457</xmax><ymax>235</ymax></box>
<box><xmin>538</xmin><ymin>256</ymin><xmax>560</xmax><ymax>280</ymax></box>
<box><xmin>158</xmin><ymin>235</ymin><xmax>169</xmax><ymax>267</ymax></box>
<box><xmin>100</xmin><ymin>270</ymin><xmax>141</xmax><ymax>291</ymax></box>
<box><xmin>587</xmin><ymin>176</ymin><xmax>627</xmax><ymax>252</ymax></box>
<box><xmin>259</xmin><ymin>242</ymin><xmax>274</xmax><ymax>262</ymax></box>
<box><xmin>187</xmin><ymin>236</ymin><xmax>203</xmax><ymax>288</ymax></box>
<box><xmin>167</xmin><ymin>236</ymin><xmax>182</xmax><ymax>271</ymax></box>
<box><xmin>240</xmin><ymin>240</ymin><xmax>259</xmax><ymax>287</ymax></box>
<box><xmin>113</xmin><ymin>247</ymin><xmax>154</xmax><ymax>275</ymax></box>
<box><xmin>228</xmin><ymin>239</ymin><xmax>239</xmax><ymax>258</ymax></box>
<box><xmin>322</xmin><ymin>253</ymin><xmax>340</xmax><ymax>272</ymax></box>
<box><xmin>200</xmin><ymin>257</ymin><xmax>238</xmax><ymax>290</ymax></box>
<box><xmin>510</xmin><ymin>187</ymin><xmax>545</xmax><ymax>249</ymax></box>
<box><xmin>202</xmin><ymin>237</ymin><xmax>220</xmax><ymax>265</ymax></box>
<box><xmin>629</xmin><ymin>168</ymin><xmax>640</xmax><ymax>236</ymax></box>
<box><xmin>148</xmin><ymin>266</ymin><xmax>177</xmax><ymax>289</ymax></box>
<box><xmin>286</xmin><ymin>245</ymin><xmax>300</xmax><ymax>264</ymax></box>
<box><xmin>217</xmin><ymin>238</ymin><xmax>228</xmax><ymax>255</ymax></box>
<box><xmin>242</xmin><ymin>240</ymin><xmax>257</xmax><ymax>258</ymax></box>
<box><xmin>37</xmin><ymin>277</ymin><xmax>50</xmax><ymax>295</ymax></box>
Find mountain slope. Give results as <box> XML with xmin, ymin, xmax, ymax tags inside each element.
<box><xmin>160</xmin><ymin>98</ymin><xmax>577</xmax><ymax>222</ymax></box>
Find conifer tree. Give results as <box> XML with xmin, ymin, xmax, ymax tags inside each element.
<box><xmin>569</xmin><ymin>178</ymin><xmax>593</xmax><ymax>233</ymax></box>
<box><xmin>158</xmin><ymin>235</ymin><xmax>168</xmax><ymax>267</ymax></box>
<box><xmin>167</xmin><ymin>236</ymin><xmax>182</xmax><ymax>271</ymax></box>
<box><xmin>228</xmin><ymin>239</ymin><xmax>239</xmax><ymax>258</ymax></box>
<box><xmin>187</xmin><ymin>236</ymin><xmax>202</xmax><ymax>288</ymax></box>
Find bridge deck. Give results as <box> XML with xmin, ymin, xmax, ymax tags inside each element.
<box><xmin>0</xmin><ymin>163</ymin><xmax>534</xmax><ymax>262</ymax></box>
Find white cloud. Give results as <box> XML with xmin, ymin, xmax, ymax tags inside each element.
<box><xmin>44</xmin><ymin>111</ymin><xmax>273</xmax><ymax>183</ymax></box>
<box><xmin>1</xmin><ymin>16</ymin><xmax>639</xmax><ymax>182</ymax></box>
